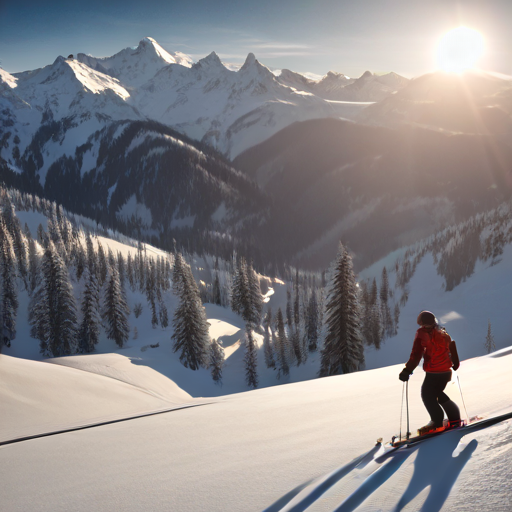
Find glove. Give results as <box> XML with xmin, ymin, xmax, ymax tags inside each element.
<box><xmin>399</xmin><ymin>368</ymin><xmax>411</xmax><ymax>382</ymax></box>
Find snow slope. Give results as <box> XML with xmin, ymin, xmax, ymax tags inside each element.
<box><xmin>0</xmin><ymin>354</ymin><xmax>193</xmax><ymax>443</ymax></box>
<box><xmin>1</xmin><ymin>346</ymin><xmax>511</xmax><ymax>511</ymax></box>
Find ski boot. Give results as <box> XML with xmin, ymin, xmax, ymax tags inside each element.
<box><xmin>417</xmin><ymin>421</ymin><xmax>446</xmax><ymax>436</ymax></box>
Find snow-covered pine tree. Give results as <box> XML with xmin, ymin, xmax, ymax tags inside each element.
<box><xmin>37</xmin><ymin>223</ymin><xmax>48</xmax><ymax>248</ymax></box>
<box><xmin>286</xmin><ymin>289</ymin><xmax>293</xmax><ymax>328</ymax></box>
<box><xmin>78</xmin><ymin>268</ymin><xmax>101</xmax><ymax>353</ymax></box>
<box><xmin>171</xmin><ymin>253</ymin><xmax>210</xmax><ymax>370</ymax></box>
<box><xmin>306</xmin><ymin>288</ymin><xmax>319</xmax><ymax>352</ymax></box>
<box><xmin>159</xmin><ymin>301</ymin><xmax>169</xmax><ymax>329</ymax></box>
<box><xmin>369</xmin><ymin>278</ymin><xmax>382</xmax><ymax>349</ymax></box>
<box><xmin>231</xmin><ymin>256</ymin><xmax>249</xmax><ymax>317</ymax></box>
<box><xmin>85</xmin><ymin>233</ymin><xmax>96</xmax><ymax>276</ymax></box>
<box><xmin>247</xmin><ymin>261</ymin><xmax>263</xmax><ymax>326</ymax></box>
<box><xmin>0</xmin><ymin>219</ymin><xmax>19</xmax><ymax>348</ymax></box>
<box><xmin>212</xmin><ymin>270</ymin><xmax>222</xmax><ymax>306</ymax></box>
<box><xmin>319</xmin><ymin>243</ymin><xmax>364</xmax><ymax>376</ymax></box>
<box><xmin>117</xmin><ymin>252</ymin><xmax>126</xmax><ymax>288</ymax></box>
<box><xmin>146</xmin><ymin>258</ymin><xmax>158</xmax><ymax>328</ymax></box>
<box><xmin>209</xmin><ymin>338</ymin><xmax>225</xmax><ymax>385</ymax></box>
<box><xmin>126</xmin><ymin>253</ymin><xmax>135</xmax><ymax>291</ymax></box>
<box><xmin>263</xmin><ymin>307</ymin><xmax>275</xmax><ymax>368</ymax></box>
<box><xmin>244</xmin><ymin>327</ymin><xmax>258</xmax><ymax>389</ymax></box>
<box><xmin>101</xmin><ymin>265</ymin><xmax>130</xmax><ymax>348</ymax></box>
<box><xmin>29</xmin><ymin>241</ymin><xmax>78</xmax><ymax>357</ymax></box>
<box><xmin>485</xmin><ymin>320</ymin><xmax>496</xmax><ymax>354</ymax></box>
<box><xmin>97</xmin><ymin>243</ymin><xmax>108</xmax><ymax>287</ymax></box>
<box><xmin>27</xmin><ymin>234</ymin><xmax>39</xmax><ymax>294</ymax></box>
<box><xmin>290</xmin><ymin>328</ymin><xmax>302</xmax><ymax>366</ymax></box>
<box><xmin>380</xmin><ymin>267</ymin><xmax>393</xmax><ymax>338</ymax></box>
<box><xmin>3</xmin><ymin>202</ymin><xmax>27</xmax><ymax>283</ymax></box>
<box><xmin>47</xmin><ymin>212</ymin><xmax>67</xmax><ymax>260</ymax></box>
<box><xmin>275</xmin><ymin>308</ymin><xmax>290</xmax><ymax>378</ymax></box>
<box><xmin>74</xmin><ymin>241</ymin><xmax>86</xmax><ymax>282</ymax></box>
<box><xmin>294</xmin><ymin>269</ymin><xmax>300</xmax><ymax>326</ymax></box>
<box><xmin>107</xmin><ymin>248</ymin><xmax>116</xmax><ymax>272</ymax></box>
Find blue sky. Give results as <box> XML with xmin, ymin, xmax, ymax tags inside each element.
<box><xmin>1</xmin><ymin>0</ymin><xmax>511</xmax><ymax>77</ymax></box>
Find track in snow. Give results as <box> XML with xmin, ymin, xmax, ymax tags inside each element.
<box><xmin>0</xmin><ymin>401</ymin><xmax>214</xmax><ymax>447</ymax></box>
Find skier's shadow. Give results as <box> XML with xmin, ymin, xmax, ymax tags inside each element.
<box><xmin>393</xmin><ymin>435</ymin><xmax>478</xmax><ymax>512</ymax></box>
<box><xmin>333</xmin><ymin>431</ymin><xmax>477</xmax><ymax>512</ymax></box>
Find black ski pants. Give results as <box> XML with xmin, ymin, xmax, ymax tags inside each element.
<box><xmin>421</xmin><ymin>371</ymin><xmax>459</xmax><ymax>426</ymax></box>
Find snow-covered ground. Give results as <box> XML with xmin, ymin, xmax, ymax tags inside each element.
<box><xmin>1</xmin><ymin>344</ymin><xmax>511</xmax><ymax>511</ymax></box>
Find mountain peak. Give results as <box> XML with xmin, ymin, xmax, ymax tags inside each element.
<box><xmin>360</xmin><ymin>70</ymin><xmax>374</xmax><ymax>80</ymax></box>
<box><xmin>240</xmin><ymin>53</ymin><xmax>274</xmax><ymax>79</ymax></box>
<box><xmin>243</xmin><ymin>53</ymin><xmax>256</xmax><ymax>67</ymax></box>
<box><xmin>195</xmin><ymin>52</ymin><xmax>224</xmax><ymax>69</ymax></box>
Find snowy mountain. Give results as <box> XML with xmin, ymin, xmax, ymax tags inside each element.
<box><xmin>76</xmin><ymin>36</ymin><xmax>193</xmax><ymax>88</ymax></box>
<box><xmin>234</xmin><ymin>117</ymin><xmax>512</xmax><ymax>269</ymax></box>
<box><xmin>276</xmin><ymin>69</ymin><xmax>409</xmax><ymax>102</ymax></box>
<box><xmin>132</xmin><ymin>51</ymin><xmax>366</xmax><ymax>158</ymax></box>
<box><xmin>0</xmin><ymin>119</ymin><xmax>270</xmax><ymax>260</ymax></box>
<box><xmin>358</xmin><ymin>69</ymin><xmax>512</xmax><ymax>134</ymax></box>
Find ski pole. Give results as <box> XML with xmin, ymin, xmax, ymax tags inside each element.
<box><xmin>406</xmin><ymin>380</ymin><xmax>410</xmax><ymax>440</ymax></box>
<box><xmin>456</xmin><ymin>372</ymin><xmax>470</xmax><ymax>422</ymax></box>
<box><xmin>399</xmin><ymin>381</ymin><xmax>405</xmax><ymax>442</ymax></box>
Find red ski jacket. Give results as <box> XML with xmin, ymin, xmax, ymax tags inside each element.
<box><xmin>405</xmin><ymin>327</ymin><xmax>459</xmax><ymax>373</ymax></box>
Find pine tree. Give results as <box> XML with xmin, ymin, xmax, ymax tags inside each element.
<box><xmin>146</xmin><ymin>258</ymin><xmax>158</xmax><ymax>328</ymax></box>
<box><xmin>306</xmin><ymin>289</ymin><xmax>319</xmax><ymax>352</ymax></box>
<box><xmin>485</xmin><ymin>319</ymin><xmax>496</xmax><ymax>354</ymax></box>
<box><xmin>159</xmin><ymin>301</ymin><xmax>169</xmax><ymax>329</ymax></box>
<box><xmin>247</xmin><ymin>261</ymin><xmax>263</xmax><ymax>326</ymax></box>
<box><xmin>380</xmin><ymin>267</ymin><xmax>393</xmax><ymax>338</ymax></box>
<box><xmin>171</xmin><ymin>253</ymin><xmax>210</xmax><ymax>370</ymax></box>
<box><xmin>37</xmin><ymin>223</ymin><xmax>48</xmax><ymax>248</ymax></box>
<box><xmin>210</xmin><ymin>338</ymin><xmax>224</xmax><ymax>385</ymax></box>
<box><xmin>126</xmin><ymin>253</ymin><xmax>135</xmax><ymax>291</ymax></box>
<box><xmin>117</xmin><ymin>252</ymin><xmax>126</xmax><ymax>288</ymax></box>
<box><xmin>85</xmin><ymin>233</ymin><xmax>96</xmax><ymax>276</ymax></box>
<box><xmin>290</xmin><ymin>328</ymin><xmax>302</xmax><ymax>366</ymax></box>
<box><xmin>263</xmin><ymin>307</ymin><xmax>275</xmax><ymax>368</ymax></box>
<box><xmin>29</xmin><ymin>241</ymin><xmax>78</xmax><ymax>357</ymax></box>
<box><xmin>101</xmin><ymin>266</ymin><xmax>130</xmax><ymax>348</ymax></box>
<box><xmin>212</xmin><ymin>270</ymin><xmax>222</xmax><ymax>305</ymax></box>
<box><xmin>78</xmin><ymin>268</ymin><xmax>101</xmax><ymax>353</ymax></box>
<box><xmin>275</xmin><ymin>308</ymin><xmax>289</xmax><ymax>378</ymax></box>
<box><xmin>286</xmin><ymin>289</ymin><xmax>293</xmax><ymax>328</ymax></box>
<box><xmin>231</xmin><ymin>256</ymin><xmax>249</xmax><ymax>317</ymax></box>
<box><xmin>319</xmin><ymin>243</ymin><xmax>364</xmax><ymax>376</ymax></box>
<box><xmin>393</xmin><ymin>303</ymin><xmax>400</xmax><ymax>336</ymax></box>
<box><xmin>293</xmin><ymin>269</ymin><xmax>300</xmax><ymax>326</ymax></box>
<box><xmin>27</xmin><ymin>234</ymin><xmax>39</xmax><ymax>294</ymax></box>
<box><xmin>3</xmin><ymin>203</ymin><xmax>27</xmax><ymax>283</ymax></box>
<box><xmin>97</xmin><ymin>242</ymin><xmax>108</xmax><ymax>287</ymax></box>
<box><xmin>369</xmin><ymin>278</ymin><xmax>382</xmax><ymax>349</ymax></box>
<box><xmin>244</xmin><ymin>327</ymin><xmax>258</xmax><ymax>389</ymax></box>
<box><xmin>0</xmin><ymin>220</ymin><xmax>19</xmax><ymax>348</ymax></box>
<box><xmin>74</xmin><ymin>242</ymin><xmax>86</xmax><ymax>282</ymax></box>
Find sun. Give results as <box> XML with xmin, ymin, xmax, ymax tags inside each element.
<box><xmin>437</xmin><ymin>27</ymin><xmax>484</xmax><ymax>73</ymax></box>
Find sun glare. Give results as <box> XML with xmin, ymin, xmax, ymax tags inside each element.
<box><xmin>437</xmin><ymin>27</ymin><xmax>483</xmax><ymax>73</ymax></box>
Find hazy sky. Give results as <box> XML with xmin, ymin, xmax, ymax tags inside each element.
<box><xmin>1</xmin><ymin>0</ymin><xmax>511</xmax><ymax>77</ymax></box>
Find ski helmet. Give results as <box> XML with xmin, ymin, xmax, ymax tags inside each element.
<box><xmin>417</xmin><ymin>310</ymin><xmax>437</xmax><ymax>327</ymax></box>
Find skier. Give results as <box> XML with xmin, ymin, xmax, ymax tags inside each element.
<box><xmin>398</xmin><ymin>310</ymin><xmax>462</xmax><ymax>436</ymax></box>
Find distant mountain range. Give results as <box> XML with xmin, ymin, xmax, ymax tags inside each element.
<box><xmin>2</xmin><ymin>38</ymin><xmax>512</xmax><ymax>269</ymax></box>
<box><xmin>234</xmin><ymin>117</ymin><xmax>512</xmax><ymax>269</ymax></box>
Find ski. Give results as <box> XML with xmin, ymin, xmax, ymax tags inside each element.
<box><xmin>388</xmin><ymin>411</ymin><xmax>512</xmax><ymax>448</ymax></box>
